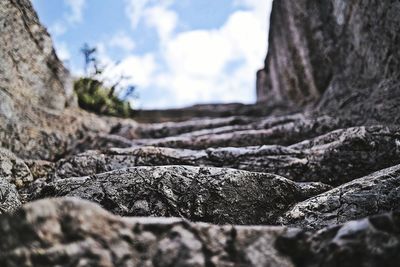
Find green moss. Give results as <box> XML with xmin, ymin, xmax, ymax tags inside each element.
<box><xmin>74</xmin><ymin>78</ymin><xmax>133</xmax><ymax>118</ymax></box>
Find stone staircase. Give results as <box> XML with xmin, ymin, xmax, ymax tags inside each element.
<box><xmin>2</xmin><ymin>110</ymin><xmax>400</xmax><ymax>266</ymax></box>
<box><xmin>1</xmin><ymin>0</ymin><xmax>400</xmax><ymax>266</ymax></box>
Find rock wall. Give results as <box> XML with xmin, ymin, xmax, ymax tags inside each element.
<box><xmin>0</xmin><ymin>0</ymin><xmax>72</xmax><ymax>115</ymax></box>
<box><xmin>257</xmin><ymin>0</ymin><xmax>400</xmax><ymax>124</ymax></box>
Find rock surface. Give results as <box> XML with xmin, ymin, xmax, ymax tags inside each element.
<box><xmin>32</xmin><ymin>166</ymin><xmax>330</xmax><ymax>225</ymax></box>
<box><xmin>257</xmin><ymin>0</ymin><xmax>400</xmax><ymax>125</ymax></box>
<box><xmin>0</xmin><ymin>0</ymin><xmax>71</xmax><ymax>112</ymax></box>
<box><xmin>0</xmin><ymin>179</ymin><xmax>21</xmax><ymax>214</ymax></box>
<box><xmin>1</xmin><ymin>198</ymin><xmax>400</xmax><ymax>267</ymax></box>
<box><xmin>280</xmin><ymin>164</ymin><xmax>400</xmax><ymax>230</ymax></box>
<box><xmin>0</xmin><ymin>0</ymin><xmax>399</xmax><ymax>265</ymax></box>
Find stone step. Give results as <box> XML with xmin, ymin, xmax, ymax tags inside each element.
<box><xmin>0</xmin><ymin>198</ymin><xmax>398</xmax><ymax>267</ymax></box>
<box><xmin>49</xmin><ymin>125</ymin><xmax>400</xmax><ymax>186</ymax></box>
<box><xmin>30</xmin><ymin>166</ymin><xmax>331</xmax><ymax>225</ymax></box>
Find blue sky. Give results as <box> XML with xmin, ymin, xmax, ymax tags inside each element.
<box><xmin>31</xmin><ymin>0</ymin><xmax>273</xmax><ymax>109</ymax></box>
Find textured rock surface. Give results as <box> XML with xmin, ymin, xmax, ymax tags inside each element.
<box><xmin>0</xmin><ymin>147</ymin><xmax>32</xmax><ymax>188</ymax></box>
<box><xmin>280</xmin><ymin>164</ymin><xmax>400</xmax><ymax>230</ymax></box>
<box><xmin>0</xmin><ymin>0</ymin><xmax>399</xmax><ymax>265</ymax></box>
<box><xmin>51</xmin><ymin>125</ymin><xmax>400</xmax><ymax>186</ymax></box>
<box><xmin>0</xmin><ymin>0</ymin><xmax>71</xmax><ymax>111</ymax></box>
<box><xmin>0</xmin><ymin>198</ymin><xmax>295</xmax><ymax>267</ymax></box>
<box><xmin>258</xmin><ymin>0</ymin><xmax>400</xmax><ymax>125</ymax></box>
<box><xmin>131</xmin><ymin>115</ymin><xmax>343</xmax><ymax>149</ymax></box>
<box><xmin>0</xmin><ymin>179</ymin><xmax>21</xmax><ymax>214</ymax></box>
<box><xmin>2</xmin><ymin>198</ymin><xmax>400</xmax><ymax>267</ymax></box>
<box><xmin>277</xmin><ymin>212</ymin><xmax>400</xmax><ymax>267</ymax></box>
<box><xmin>32</xmin><ymin>166</ymin><xmax>330</xmax><ymax>225</ymax></box>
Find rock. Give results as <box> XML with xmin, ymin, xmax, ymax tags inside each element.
<box><xmin>24</xmin><ymin>160</ymin><xmax>54</xmax><ymax>180</ymax></box>
<box><xmin>131</xmin><ymin>116</ymin><xmax>343</xmax><ymax>149</ymax></box>
<box><xmin>32</xmin><ymin>166</ymin><xmax>330</xmax><ymax>225</ymax></box>
<box><xmin>1</xmin><ymin>198</ymin><xmax>400</xmax><ymax>267</ymax></box>
<box><xmin>132</xmin><ymin>102</ymin><xmax>296</xmax><ymax>123</ymax></box>
<box><xmin>0</xmin><ymin>198</ymin><xmax>295</xmax><ymax>267</ymax></box>
<box><xmin>113</xmin><ymin>116</ymin><xmax>258</xmax><ymax>139</ymax></box>
<box><xmin>0</xmin><ymin>147</ymin><xmax>33</xmax><ymax>188</ymax></box>
<box><xmin>0</xmin><ymin>179</ymin><xmax>21</xmax><ymax>214</ymax></box>
<box><xmin>0</xmin><ymin>0</ymin><xmax>71</xmax><ymax>112</ymax></box>
<box><xmin>279</xmin><ymin>164</ymin><xmax>400</xmax><ymax>230</ymax></box>
<box><xmin>257</xmin><ymin>0</ymin><xmax>400</xmax><ymax>125</ymax></box>
<box><xmin>51</xmin><ymin>125</ymin><xmax>400</xmax><ymax>186</ymax></box>
<box><xmin>277</xmin><ymin>212</ymin><xmax>400</xmax><ymax>267</ymax></box>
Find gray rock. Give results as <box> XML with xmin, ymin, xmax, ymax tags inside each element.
<box><xmin>32</xmin><ymin>166</ymin><xmax>330</xmax><ymax>225</ymax></box>
<box><xmin>279</xmin><ymin>164</ymin><xmax>400</xmax><ymax>230</ymax></box>
<box><xmin>0</xmin><ymin>179</ymin><xmax>21</xmax><ymax>214</ymax></box>
<box><xmin>1</xmin><ymin>198</ymin><xmax>400</xmax><ymax>267</ymax></box>
<box><xmin>0</xmin><ymin>0</ymin><xmax>71</xmax><ymax>111</ymax></box>
<box><xmin>0</xmin><ymin>198</ymin><xmax>295</xmax><ymax>267</ymax></box>
<box><xmin>51</xmin><ymin>125</ymin><xmax>400</xmax><ymax>187</ymax></box>
<box><xmin>131</xmin><ymin>116</ymin><xmax>343</xmax><ymax>149</ymax></box>
<box><xmin>0</xmin><ymin>147</ymin><xmax>33</xmax><ymax>188</ymax></box>
<box><xmin>257</xmin><ymin>0</ymin><xmax>400</xmax><ymax>125</ymax></box>
<box><xmin>277</xmin><ymin>212</ymin><xmax>400</xmax><ymax>267</ymax></box>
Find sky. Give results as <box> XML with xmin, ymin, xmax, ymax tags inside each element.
<box><xmin>31</xmin><ymin>0</ymin><xmax>273</xmax><ymax>109</ymax></box>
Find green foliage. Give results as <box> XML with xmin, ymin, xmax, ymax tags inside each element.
<box><xmin>74</xmin><ymin>77</ymin><xmax>133</xmax><ymax>118</ymax></box>
<box><xmin>74</xmin><ymin>43</ymin><xmax>136</xmax><ymax>118</ymax></box>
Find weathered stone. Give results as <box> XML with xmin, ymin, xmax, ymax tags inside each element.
<box><xmin>113</xmin><ymin>116</ymin><xmax>258</xmax><ymax>139</ymax></box>
<box><xmin>0</xmin><ymin>179</ymin><xmax>21</xmax><ymax>214</ymax></box>
<box><xmin>1</xmin><ymin>198</ymin><xmax>400</xmax><ymax>267</ymax></box>
<box><xmin>131</xmin><ymin>116</ymin><xmax>343</xmax><ymax>149</ymax></box>
<box><xmin>279</xmin><ymin>164</ymin><xmax>400</xmax><ymax>230</ymax></box>
<box><xmin>277</xmin><ymin>212</ymin><xmax>400</xmax><ymax>267</ymax></box>
<box><xmin>51</xmin><ymin>125</ymin><xmax>400</xmax><ymax>187</ymax></box>
<box><xmin>32</xmin><ymin>166</ymin><xmax>329</xmax><ymax>225</ymax></box>
<box><xmin>257</xmin><ymin>0</ymin><xmax>400</xmax><ymax>125</ymax></box>
<box><xmin>24</xmin><ymin>160</ymin><xmax>54</xmax><ymax>180</ymax></box>
<box><xmin>0</xmin><ymin>198</ymin><xmax>295</xmax><ymax>267</ymax></box>
<box><xmin>0</xmin><ymin>0</ymin><xmax>71</xmax><ymax>111</ymax></box>
<box><xmin>0</xmin><ymin>147</ymin><xmax>32</xmax><ymax>188</ymax></box>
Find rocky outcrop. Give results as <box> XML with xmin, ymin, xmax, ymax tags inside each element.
<box><xmin>257</xmin><ymin>0</ymin><xmax>400</xmax><ymax>125</ymax></box>
<box><xmin>280</xmin><ymin>164</ymin><xmax>400</xmax><ymax>230</ymax></box>
<box><xmin>0</xmin><ymin>0</ymin><xmax>71</xmax><ymax>112</ymax></box>
<box><xmin>1</xmin><ymin>198</ymin><xmax>399</xmax><ymax>267</ymax></box>
<box><xmin>32</xmin><ymin>166</ymin><xmax>331</xmax><ymax>225</ymax></box>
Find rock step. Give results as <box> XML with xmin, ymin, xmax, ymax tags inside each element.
<box><xmin>30</xmin><ymin>164</ymin><xmax>400</xmax><ymax>228</ymax></box>
<box><xmin>128</xmin><ymin>115</ymin><xmax>343</xmax><ymax>149</ymax></box>
<box><xmin>30</xmin><ymin>166</ymin><xmax>331</xmax><ymax>225</ymax></box>
<box><xmin>0</xmin><ymin>198</ymin><xmax>399</xmax><ymax>267</ymax></box>
<box><xmin>51</xmin><ymin>125</ymin><xmax>400</xmax><ymax>186</ymax></box>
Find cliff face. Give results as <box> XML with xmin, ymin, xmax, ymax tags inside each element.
<box><xmin>0</xmin><ymin>0</ymin><xmax>72</xmax><ymax>114</ymax></box>
<box><xmin>258</xmin><ymin>0</ymin><xmax>400</xmax><ymax>124</ymax></box>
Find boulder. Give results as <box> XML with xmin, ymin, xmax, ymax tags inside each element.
<box><xmin>280</xmin><ymin>164</ymin><xmax>400</xmax><ymax>229</ymax></box>
<box><xmin>32</xmin><ymin>166</ymin><xmax>330</xmax><ymax>225</ymax></box>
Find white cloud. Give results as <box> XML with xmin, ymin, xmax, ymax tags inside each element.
<box><xmin>124</xmin><ymin>0</ymin><xmax>151</xmax><ymax>30</ymax></box>
<box><xmin>144</xmin><ymin>5</ymin><xmax>178</xmax><ymax>42</ymax></box>
<box><xmin>107</xmin><ymin>0</ymin><xmax>273</xmax><ymax>108</ymax></box>
<box><xmin>65</xmin><ymin>0</ymin><xmax>86</xmax><ymax>24</ymax></box>
<box><xmin>108</xmin><ymin>32</ymin><xmax>136</xmax><ymax>52</ymax></box>
<box><xmin>54</xmin><ymin>42</ymin><xmax>71</xmax><ymax>62</ymax></box>
<box><xmin>144</xmin><ymin>6</ymin><xmax>270</xmax><ymax>108</ymax></box>
<box><xmin>49</xmin><ymin>22</ymin><xmax>67</xmax><ymax>37</ymax></box>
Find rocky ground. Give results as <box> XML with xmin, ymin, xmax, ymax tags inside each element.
<box><xmin>1</xmin><ymin>0</ymin><xmax>400</xmax><ymax>266</ymax></box>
